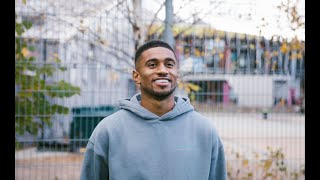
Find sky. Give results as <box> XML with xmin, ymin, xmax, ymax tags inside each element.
<box><xmin>142</xmin><ymin>0</ymin><xmax>305</xmax><ymax>41</ymax></box>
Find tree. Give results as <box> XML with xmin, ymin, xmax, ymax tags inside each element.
<box><xmin>15</xmin><ymin>11</ymin><xmax>81</xmax><ymax>136</ymax></box>
<box><xmin>15</xmin><ymin>0</ymin><xmax>218</xmax><ymax>99</ymax></box>
<box><xmin>277</xmin><ymin>0</ymin><xmax>305</xmax><ymax>106</ymax></box>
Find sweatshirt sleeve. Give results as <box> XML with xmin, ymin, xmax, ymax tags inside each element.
<box><xmin>80</xmin><ymin>140</ymin><xmax>109</xmax><ymax>180</ymax></box>
<box><xmin>209</xmin><ymin>137</ymin><xmax>227</xmax><ymax>180</ymax></box>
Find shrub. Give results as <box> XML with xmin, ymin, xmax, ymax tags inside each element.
<box><xmin>226</xmin><ymin>146</ymin><xmax>305</xmax><ymax>180</ymax></box>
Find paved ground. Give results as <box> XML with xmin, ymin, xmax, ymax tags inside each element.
<box><xmin>15</xmin><ymin>150</ymin><xmax>83</xmax><ymax>180</ymax></box>
<box><xmin>202</xmin><ymin>112</ymin><xmax>305</xmax><ymax>169</ymax></box>
<box><xmin>15</xmin><ymin>112</ymin><xmax>305</xmax><ymax>180</ymax></box>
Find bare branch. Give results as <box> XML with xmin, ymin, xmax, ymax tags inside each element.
<box><xmin>146</xmin><ymin>1</ymin><xmax>165</xmax><ymax>36</ymax></box>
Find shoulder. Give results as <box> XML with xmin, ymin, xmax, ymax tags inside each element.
<box><xmin>186</xmin><ymin>110</ymin><xmax>214</xmax><ymax>128</ymax></box>
<box><xmin>89</xmin><ymin>109</ymin><xmax>129</xmax><ymax>142</ymax></box>
<box><xmin>185</xmin><ymin>111</ymin><xmax>222</xmax><ymax>144</ymax></box>
<box><xmin>97</xmin><ymin>109</ymin><xmax>131</xmax><ymax>127</ymax></box>
<box><xmin>87</xmin><ymin>109</ymin><xmax>131</xmax><ymax>155</ymax></box>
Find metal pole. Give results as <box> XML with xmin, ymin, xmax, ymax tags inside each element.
<box><xmin>41</xmin><ymin>39</ymin><xmax>47</xmax><ymax>140</ymax></box>
<box><xmin>163</xmin><ymin>0</ymin><xmax>175</xmax><ymax>47</ymax></box>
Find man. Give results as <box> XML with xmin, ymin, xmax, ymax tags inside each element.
<box><xmin>80</xmin><ymin>40</ymin><xmax>227</xmax><ymax>180</ymax></box>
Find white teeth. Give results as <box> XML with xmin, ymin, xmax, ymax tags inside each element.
<box><xmin>155</xmin><ymin>79</ymin><xmax>169</xmax><ymax>83</ymax></box>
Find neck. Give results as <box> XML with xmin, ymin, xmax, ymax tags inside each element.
<box><xmin>140</xmin><ymin>94</ymin><xmax>175</xmax><ymax>116</ymax></box>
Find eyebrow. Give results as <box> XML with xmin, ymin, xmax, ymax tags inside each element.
<box><xmin>165</xmin><ymin>58</ymin><xmax>176</xmax><ymax>63</ymax></box>
<box><xmin>145</xmin><ymin>58</ymin><xmax>176</xmax><ymax>64</ymax></box>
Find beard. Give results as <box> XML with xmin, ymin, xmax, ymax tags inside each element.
<box><xmin>141</xmin><ymin>83</ymin><xmax>177</xmax><ymax>100</ymax></box>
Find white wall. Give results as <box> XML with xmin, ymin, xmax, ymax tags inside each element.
<box><xmin>226</xmin><ymin>75</ymin><xmax>273</xmax><ymax>107</ymax></box>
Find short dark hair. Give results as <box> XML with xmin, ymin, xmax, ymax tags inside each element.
<box><xmin>134</xmin><ymin>40</ymin><xmax>177</xmax><ymax>65</ymax></box>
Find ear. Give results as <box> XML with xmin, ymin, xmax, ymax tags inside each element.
<box><xmin>132</xmin><ymin>70</ymin><xmax>141</xmax><ymax>84</ymax></box>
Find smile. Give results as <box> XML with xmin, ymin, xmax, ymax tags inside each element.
<box><xmin>155</xmin><ymin>79</ymin><xmax>169</xmax><ymax>83</ymax></box>
<box><xmin>153</xmin><ymin>78</ymin><xmax>171</xmax><ymax>86</ymax></box>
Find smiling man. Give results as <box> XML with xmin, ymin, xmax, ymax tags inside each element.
<box><xmin>80</xmin><ymin>40</ymin><xmax>227</xmax><ymax>180</ymax></box>
<box><xmin>132</xmin><ymin>42</ymin><xmax>179</xmax><ymax>116</ymax></box>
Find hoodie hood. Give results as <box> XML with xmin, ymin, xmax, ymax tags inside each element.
<box><xmin>118</xmin><ymin>93</ymin><xmax>194</xmax><ymax>121</ymax></box>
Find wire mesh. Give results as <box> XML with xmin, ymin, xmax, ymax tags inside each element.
<box><xmin>15</xmin><ymin>0</ymin><xmax>305</xmax><ymax>179</ymax></box>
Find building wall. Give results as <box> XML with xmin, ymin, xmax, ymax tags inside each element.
<box><xmin>181</xmin><ymin>74</ymin><xmax>299</xmax><ymax>108</ymax></box>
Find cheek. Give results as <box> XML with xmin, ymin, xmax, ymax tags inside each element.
<box><xmin>139</xmin><ymin>71</ymin><xmax>153</xmax><ymax>81</ymax></box>
<box><xmin>170</xmin><ymin>70</ymin><xmax>179</xmax><ymax>80</ymax></box>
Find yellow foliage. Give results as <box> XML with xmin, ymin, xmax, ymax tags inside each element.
<box><xmin>22</xmin><ymin>47</ymin><xmax>29</xmax><ymax>57</ymax></box>
<box><xmin>243</xmin><ymin>159</ymin><xmax>249</xmax><ymax>167</ymax></box>
<box><xmin>297</xmin><ymin>53</ymin><xmax>302</xmax><ymax>59</ymax></box>
<box><xmin>219</xmin><ymin>52</ymin><xmax>224</xmax><ymax>59</ymax></box>
<box><xmin>280</xmin><ymin>43</ymin><xmax>288</xmax><ymax>53</ymax></box>
<box><xmin>186</xmin><ymin>83</ymin><xmax>201</xmax><ymax>91</ymax></box>
<box><xmin>264</xmin><ymin>159</ymin><xmax>273</xmax><ymax>171</ymax></box>
<box><xmin>178</xmin><ymin>82</ymin><xmax>201</xmax><ymax>95</ymax></box>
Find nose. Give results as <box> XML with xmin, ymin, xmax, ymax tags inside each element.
<box><xmin>156</xmin><ymin>63</ymin><xmax>168</xmax><ymax>75</ymax></box>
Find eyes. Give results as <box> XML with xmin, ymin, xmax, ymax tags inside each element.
<box><xmin>146</xmin><ymin>60</ymin><xmax>175</xmax><ymax>68</ymax></box>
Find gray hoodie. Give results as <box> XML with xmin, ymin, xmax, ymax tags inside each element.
<box><xmin>80</xmin><ymin>93</ymin><xmax>227</xmax><ymax>180</ymax></box>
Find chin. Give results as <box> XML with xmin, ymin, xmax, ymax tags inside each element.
<box><xmin>152</xmin><ymin>88</ymin><xmax>176</xmax><ymax>98</ymax></box>
<box><xmin>154</xmin><ymin>92</ymin><xmax>173</xmax><ymax>97</ymax></box>
<box><xmin>141</xmin><ymin>84</ymin><xmax>177</xmax><ymax>98</ymax></box>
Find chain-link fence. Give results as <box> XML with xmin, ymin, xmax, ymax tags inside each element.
<box><xmin>15</xmin><ymin>0</ymin><xmax>305</xmax><ymax>179</ymax></box>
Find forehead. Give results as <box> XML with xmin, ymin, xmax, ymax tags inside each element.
<box><xmin>139</xmin><ymin>47</ymin><xmax>176</xmax><ymax>62</ymax></box>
